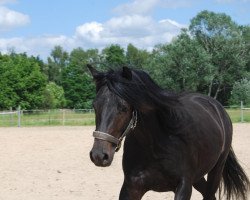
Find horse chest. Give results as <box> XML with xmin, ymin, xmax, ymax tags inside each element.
<box><xmin>123</xmin><ymin>157</ymin><xmax>180</xmax><ymax>192</ymax></box>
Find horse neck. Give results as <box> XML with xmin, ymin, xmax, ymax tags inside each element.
<box><xmin>135</xmin><ymin>106</ymin><xmax>184</xmax><ymax>141</ymax></box>
<box><xmin>134</xmin><ymin>110</ymin><xmax>168</xmax><ymax>142</ymax></box>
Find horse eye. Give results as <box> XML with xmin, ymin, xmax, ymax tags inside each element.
<box><xmin>121</xmin><ymin>106</ymin><xmax>128</xmax><ymax>112</ymax></box>
<box><xmin>118</xmin><ymin>105</ymin><xmax>128</xmax><ymax>113</ymax></box>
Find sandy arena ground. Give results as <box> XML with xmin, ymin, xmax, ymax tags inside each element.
<box><xmin>0</xmin><ymin>124</ymin><xmax>249</xmax><ymax>200</ymax></box>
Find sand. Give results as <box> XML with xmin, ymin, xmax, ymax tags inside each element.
<box><xmin>0</xmin><ymin>124</ymin><xmax>249</xmax><ymax>200</ymax></box>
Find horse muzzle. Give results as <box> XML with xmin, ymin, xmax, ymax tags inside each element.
<box><xmin>89</xmin><ymin>142</ymin><xmax>115</xmax><ymax>167</ymax></box>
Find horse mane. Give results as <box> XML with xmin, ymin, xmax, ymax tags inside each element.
<box><xmin>94</xmin><ymin>68</ymin><xmax>182</xmax><ymax>113</ymax></box>
<box><xmin>93</xmin><ymin>67</ymin><xmax>191</xmax><ymax>133</ymax></box>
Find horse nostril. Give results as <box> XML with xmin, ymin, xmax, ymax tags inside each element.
<box><xmin>103</xmin><ymin>153</ymin><xmax>109</xmax><ymax>161</ymax></box>
<box><xmin>90</xmin><ymin>151</ymin><xmax>109</xmax><ymax>163</ymax></box>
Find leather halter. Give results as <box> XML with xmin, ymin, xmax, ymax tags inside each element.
<box><xmin>93</xmin><ymin>111</ymin><xmax>138</xmax><ymax>152</ymax></box>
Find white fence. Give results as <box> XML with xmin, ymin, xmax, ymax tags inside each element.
<box><xmin>240</xmin><ymin>101</ymin><xmax>250</xmax><ymax>122</ymax></box>
<box><xmin>0</xmin><ymin>103</ymin><xmax>250</xmax><ymax>127</ymax></box>
<box><xmin>0</xmin><ymin>109</ymin><xmax>94</xmax><ymax>127</ymax></box>
<box><xmin>0</xmin><ymin>107</ymin><xmax>21</xmax><ymax>127</ymax></box>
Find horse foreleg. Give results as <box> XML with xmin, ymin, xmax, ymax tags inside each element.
<box><xmin>119</xmin><ymin>180</ymin><xmax>146</xmax><ymax>200</ymax></box>
<box><xmin>174</xmin><ymin>178</ymin><xmax>192</xmax><ymax>200</ymax></box>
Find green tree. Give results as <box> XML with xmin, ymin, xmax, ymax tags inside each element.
<box><xmin>0</xmin><ymin>53</ymin><xmax>47</xmax><ymax>109</ymax></box>
<box><xmin>189</xmin><ymin>10</ymin><xmax>248</xmax><ymax>101</ymax></box>
<box><xmin>229</xmin><ymin>78</ymin><xmax>250</xmax><ymax>106</ymax></box>
<box><xmin>47</xmin><ymin>46</ymin><xmax>69</xmax><ymax>85</ymax></box>
<box><xmin>147</xmin><ymin>30</ymin><xmax>212</xmax><ymax>92</ymax></box>
<box><xmin>61</xmin><ymin>48</ymin><xmax>95</xmax><ymax>109</ymax></box>
<box><xmin>126</xmin><ymin>43</ymin><xmax>150</xmax><ymax>69</ymax></box>
<box><xmin>144</xmin><ymin>46</ymin><xmax>176</xmax><ymax>89</ymax></box>
<box><xmin>43</xmin><ymin>82</ymin><xmax>66</xmax><ymax>109</ymax></box>
<box><xmin>69</xmin><ymin>47</ymin><xmax>99</xmax><ymax>71</ymax></box>
<box><xmin>101</xmin><ymin>44</ymin><xmax>126</xmax><ymax>69</ymax></box>
<box><xmin>240</xmin><ymin>25</ymin><xmax>250</xmax><ymax>78</ymax></box>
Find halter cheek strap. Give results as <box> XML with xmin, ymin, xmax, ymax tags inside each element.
<box><xmin>92</xmin><ymin>111</ymin><xmax>138</xmax><ymax>152</ymax></box>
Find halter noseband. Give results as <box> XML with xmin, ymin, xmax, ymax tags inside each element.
<box><xmin>92</xmin><ymin>111</ymin><xmax>138</xmax><ymax>152</ymax></box>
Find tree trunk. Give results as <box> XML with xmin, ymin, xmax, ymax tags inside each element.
<box><xmin>208</xmin><ymin>79</ymin><xmax>213</xmax><ymax>97</ymax></box>
<box><xmin>214</xmin><ymin>83</ymin><xmax>221</xmax><ymax>99</ymax></box>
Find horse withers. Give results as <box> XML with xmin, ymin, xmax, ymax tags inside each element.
<box><xmin>88</xmin><ymin>65</ymin><xmax>249</xmax><ymax>200</ymax></box>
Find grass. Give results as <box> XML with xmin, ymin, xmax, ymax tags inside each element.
<box><xmin>0</xmin><ymin>110</ymin><xmax>95</xmax><ymax>127</ymax></box>
<box><xmin>0</xmin><ymin>109</ymin><xmax>249</xmax><ymax>127</ymax></box>
<box><xmin>226</xmin><ymin>109</ymin><xmax>250</xmax><ymax>123</ymax></box>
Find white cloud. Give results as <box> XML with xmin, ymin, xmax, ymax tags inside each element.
<box><xmin>113</xmin><ymin>0</ymin><xmax>192</xmax><ymax>15</ymax></box>
<box><xmin>0</xmin><ymin>0</ymin><xmax>17</xmax><ymax>5</ymax></box>
<box><xmin>105</xmin><ymin>15</ymin><xmax>154</xmax><ymax>36</ymax></box>
<box><xmin>114</xmin><ymin>0</ymin><xmax>159</xmax><ymax>15</ymax></box>
<box><xmin>75</xmin><ymin>22</ymin><xmax>104</xmax><ymax>42</ymax></box>
<box><xmin>0</xmin><ymin>15</ymin><xmax>185</xmax><ymax>59</ymax></box>
<box><xmin>0</xmin><ymin>15</ymin><xmax>186</xmax><ymax>59</ymax></box>
<box><xmin>74</xmin><ymin>15</ymin><xmax>186</xmax><ymax>50</ymax></box>
<box><xmin>0</xmin><ymin>0</ymin><xmax>188</xmax><ymax>59</ymax></box>
<box><xmin>0</xmin><ymin>35</ymin><xmax>75</xmax><ymax>59</ymax></box>
<box><xmin>159</xmin><ymin>0</ymin><xmax>192</xmax><ymax>8</ymax></box>
<box><xmin>0</xmin><ymin>6</ymin><xmax>30</xmax><ymax>31</ymax></box>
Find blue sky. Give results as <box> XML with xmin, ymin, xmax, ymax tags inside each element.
<box><xmin>0</xmin><ymin>0</ymin><xmax>249</xmax><ymax>59</ymax></box>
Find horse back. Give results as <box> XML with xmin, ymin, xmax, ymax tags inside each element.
<box><xmin>179</xmin><ymin>93</ymin><xmax>232</xmax><ymax>160</ymax></box>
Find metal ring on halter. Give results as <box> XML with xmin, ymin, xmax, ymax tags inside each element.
<box><xmin>92</xmin><ymin>111</ymin><xmax>138</xmax><ymax>152</ymax></box>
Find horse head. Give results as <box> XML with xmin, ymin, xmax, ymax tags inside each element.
<box><xmin>88</xmin><ymin>65</ymin><xmax>137</xmax><ymax>167</ymax></box>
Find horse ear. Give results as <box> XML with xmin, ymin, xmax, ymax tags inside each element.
<box><xmin>87</xmin><ymin>64</ymin><xmax>99</xmax><ymax>79</ymax></box>
<box><xmin>122</xmin><ymin>66</ymin><xmax>132</xmax><ymax>80</ymax></box>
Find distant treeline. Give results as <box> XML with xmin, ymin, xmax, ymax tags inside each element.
<box><xmin>0</xmin><ymin>10</ymin><xmax>249</xmax><ymax>110</ymax></box>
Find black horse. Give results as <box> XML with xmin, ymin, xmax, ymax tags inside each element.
<box><xmin>88</xmin><ymin>65</ymin><xmax>249</xmax><ymax>200</ymax></box>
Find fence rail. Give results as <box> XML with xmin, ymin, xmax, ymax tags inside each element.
<box><xmin>0</xmin><ymin>104</ymin><xmax>250</xmax><ymax>127</ymax></box>
<box><xmin>0</xmin><ymin>111</ymin><xmax>18</xmax><ymax>115</ymax></box>
<box><xmin>0</xmin><ymin>109</ymin><xmax>95</xmax><ymax>127</ymax></box>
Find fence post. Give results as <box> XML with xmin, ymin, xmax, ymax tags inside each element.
<box><xmin>10</xmin><ymin>107</ymin><xmax>13</xmax><ymax>126</ymax></box>
<box><xmin>49</xmin><ymin>110</ymin><xmax>51</xmax><ymax>125</ymax></box>
<box><xmin>18</xmin><ymin>105</ymin><xmax>21</xmax><ymax>127</ymax></box>
<box><xmin>240</xmin><ymin>101</ymin><xmax>244</xmax><ymax>123</ymax></box>
<box><xmin>62</xmin><ymin>109</ymin><xmax>65</xmax><ymax>126</ymax></box>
